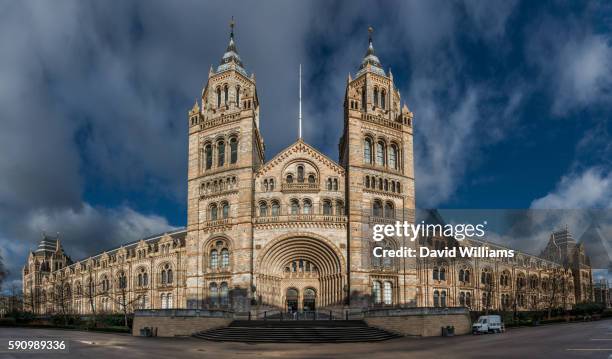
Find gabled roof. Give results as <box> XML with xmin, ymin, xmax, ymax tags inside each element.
<box><xmin>255</xmin><ymin>139</ymin><xmax>345</xmax><ymax>177</ymax></box>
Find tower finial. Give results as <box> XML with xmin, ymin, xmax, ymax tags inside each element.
<box><xmin>368</xmin><ymin>26</ymin><xmax>374</xmax><ymax>44</ymax></box>
<box><xmin>298</xmin><ymin>64</ymin><xmax>302</xmax><ymax>140</ymax></box>
<box><xmin>230</xmin><ymin>16</ymin><xmax>235</xmax><ymax>38</ymax></box>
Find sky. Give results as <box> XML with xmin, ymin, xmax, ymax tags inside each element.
<box><xmin>1</xmin><ymin>0</ymin><xmax>612</xmax><ymax>289</ymax></box>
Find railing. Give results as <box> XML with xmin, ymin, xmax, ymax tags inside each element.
<box><xmin>361</xmin><ymin>113</ymin><xmax>403</xmax><ymax>130</ymax></box>
<box><xmin>203</xmin><ymin>218</ymin><xmax>231</xmax><ymax>228</ymax></box>
<box><xmin>134</xmin><ymin>308</ymin><xmax>234</xmax><ymax>318</ymax></box>
<box><xmin>254</xmin><ymin>309</ymin><xmax>350</xmax><ymax>321</ymax></box>
<box><xmin>281</xmin><ymin>182</ymin><xmax>320</xmax><ymax>192</ymax></box>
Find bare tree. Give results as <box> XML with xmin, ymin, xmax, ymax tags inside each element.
<box><xmin>84</xmin><ymin>266</ymin><xmax>99</xmax><ymax>326</ymax></box>
<box><xmin>112</xmin><ymin>271</ymin><xmax>137</xmax><ymax>328</ymax></box>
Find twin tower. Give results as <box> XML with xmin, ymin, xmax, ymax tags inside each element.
<box><xmin>185</xmin><ymin>23</ymin><xmax>415</xmax><ymax>311</ymax></box>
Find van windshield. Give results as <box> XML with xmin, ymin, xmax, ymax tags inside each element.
<box><xmin>478</xmin><ymin>318</ymin><xmax>487</xmax><ymax>323</ymax></box>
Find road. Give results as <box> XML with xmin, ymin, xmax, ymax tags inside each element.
<box><xmin>1</xmin><ymin>320</ymin><xmax>612</xmax><ymax>358</ymax></box>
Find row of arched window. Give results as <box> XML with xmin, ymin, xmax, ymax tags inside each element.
<box><xmin>372</xmin><ymin>281</ymin><xmax>393</xmax><ymax>305</ymax></box>
<box><xmin>364</xmin><ymin>137</ymin><xmax>399</xmax><ymax>169</ymax></box>
<box><xmin>286</xmin><ymin>165</ymin><xmax>317</xmax><ymax>184</ymax></box>
<box><xmin>208</xmin><ymin>201</ymin><xmax>230</xmax><ymax>221</ymax></box>
<box><xmin>364</xmin><ymin>176</ymin><xmax>402</xmax><ymax>194</ymax></box>
<box><xmin>203</xmin><ymin>137</ymin><xmax>238</xmax><ymax>171</ymax></box>
<box><xmin>201</xmin><ymin>176</ymin><xmax>237</xmax><ymax>195</ymax></box>
<box><xmin>433</xmin><ymin>289</ymin><xmax>447</xmax><ymax>307</ymax></box>
<box><xmin>372</xmin><ymin>200</ymin><xmax>395</xmax><ymax>218</ymax></box>
<box><xmin>326</xmin><ymin>178</ymin><xmax>339</xmax><ymax>191</ymax></box>
<box><xmin>262</xmin><ymin>178</ymin><xmax>275</xmax><ymax>191</ymax></box>
<box><xmin>284</xmin><ymin>260</ymin><xmax>318</xmax><ymax>273</ymax></box>
<box><xmin>160</xmin><ymin>293</ymin><xmax>173</xmax><ymax>309</ymax></box>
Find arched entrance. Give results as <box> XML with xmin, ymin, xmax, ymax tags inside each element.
<box><xmin>303</xmin><ymin>288</ymin><xmax>316</xmax><ymax>311</ymax></box>
<box><xmin>286</xmin><ymin>288</ymin><xmax>299</xmax><ymax>312</ymax></box>
<box><xmin>256</xmin><ymin>235</ymin><xmax>346</xmax><ymax>310</ymax></box>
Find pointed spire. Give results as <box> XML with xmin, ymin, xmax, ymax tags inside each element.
<box><xmin>216</xmin><ymin>17</ymin><xmax>247</xmax><ymax>75</ymax></box>
<box><xmin>357</xmin><ymin>26</ymin><xmax>384</xmax><ymax>76</ymax></box>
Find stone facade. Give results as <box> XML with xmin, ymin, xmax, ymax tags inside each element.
<box><xmin>22</xmin><ymin>27</ymin><xmax>593</xmax><ymax>316</ymax></box>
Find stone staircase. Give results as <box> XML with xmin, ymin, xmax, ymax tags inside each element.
<box><xmin>193</xmin><ymin>320</ymin><xmax>401</xmax><ymax>343</ymax></box>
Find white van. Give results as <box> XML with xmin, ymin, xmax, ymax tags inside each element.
<box><xmin>472</xmin><ymin>315</ymin><xmax>504</xmax><ymax>334</ymax></box>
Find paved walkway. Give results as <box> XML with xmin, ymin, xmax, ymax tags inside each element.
<box><xmin>1</xmin><ymin>320</ymin><xmax>611</xmax><ymax>358</ymax></box>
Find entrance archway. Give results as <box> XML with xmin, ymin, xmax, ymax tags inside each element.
<box><xmin>256</xmin><ymin>235</ymin><xmax>346</xmax><ymax>309</ymax></box>
<box><xmin>303</xmin><ymin>288</ymin><xmax>316</xmax><ymax>311</ymax></box>
<box><xmin>286</xmin><ymin>288</ymin><xmax>298</xmax><ymax>312</ymax></box>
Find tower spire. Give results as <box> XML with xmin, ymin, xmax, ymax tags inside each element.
<box><xmin>298</xmin><ymin>64</ymin><xmax>302</xmax><ymax>139</ymax></box>
<box><xmin>357</xmin><ymin>26</ymin><xmax>384</xmax><ymax>76</ymax></box>
<box><xmin>217</xmin><ymin>16</ymin><xmax>246</xmax><ymax>75</ymax></box>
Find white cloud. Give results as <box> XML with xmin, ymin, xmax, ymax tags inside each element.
<box><xmin>530</xmin><ymin>168</ymin><xmax>612</xmax><ymax>209</ymax></box>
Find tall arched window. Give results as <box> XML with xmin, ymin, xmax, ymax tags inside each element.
<box><xmin>323</xmin><ymin>200</ymin><xmax>332</xmax><ymax>215</ymax></box>
<box><xmin>271</xmin><ymin>201</ymin><xmax>280</xmax><ymax>216</ymax></box>
<box><xmin>308</xmin><ymin>174</ymin><xmax>316</xmax><ymax>184</ymax></box>
<box><xmin>433</xmin><ymin>290</ymin><xmax>440</xmax><ymax>307</ymax></box>
<box><xmin>210</xmin><ymin>249</ymin><xmax>218</xmax><ymax>268</ymax></box>
<box><xmin>376</xmin><ymin>141</ymin><xmax>385</xmax><ymax>166</ymax></box>
<box><xmin>290</xmin><ymin>199</ymin><xmax>299</xmax><ymax>215</ymax></box>
<box><xmin>221</xmin><ymin>249</ymin><xmax>229</xmax><ymax>268</ymax></box>
<box><xmin>259</xmin><ymin>202</ymin><xmax>268</xmax><ymax>217</ymax></box>
<box><xmin>204</xmin><ymin>144</ymin><xmax>212</xmax><ymax>170</ymax></box>
<box><xmin>235</xmin><ymin>85</ymin><xmax>240</xmax><ymax>105</ymax></box>
<box><xmin>210</xmin><ymin>283</ymin><xmax>218</xmax><ymax>305</ymax></box>
<box><xmin>373</xmin><ymin>87</ymin><xmax>379</xmax><ymax>107</ymax></box>
<box><xmin>333</xmin><ymin>178</ymin><xmax>338</xmax><ymax>190</ymax></box>
<box><xmin>381</xmin><ymin>89</ymin><xmax>386</xmax><ymax>109</ymax></box>
<box><xmin>365</xmin><ymin>176</ymin><xmax>370</xmax><ymax>188</ymax></box>
<box><xmin>161</xmin><ymin>264</ymin><xmax>172</xmax><ymax>285</ymax></box>
<box><xmin>364</xmin><ymin>138</ymin><xmax>372</xmax><ymax>164</ymax></box>
<box><xmin>286</xmin><ymin>174</ymin><xmax>293</xmax><ymax>183</ymax></box>
<box><xmin>389</xmin><ymin>144</ymin><xmax>398</xmax><ymax>169</ymax></box>
<box><xmin>336</xmin><ymin>200</ymin><xmax>344</xmax><ymax>215</ymax></box>
<box><xmin>210</xmin><ymin>204</ymin><xmax>218</xmax><ymax>220</ymax></box>
<box><xmin>383</xmin><ymin>282</ymin><xmax>392</xmax><ymax>305</ymax></box>
<box><xmin>220</xmin><ymin>282</ymin><xmax>229</xmax><ymax>305</ymax></box>
<box><xmin>217</xmin><ymin>141</ymin><xmax>225</xmax><ymax>167</ymax></box>
<box><xmin>223</xmin><ymin>84</ymin><xmax>228</xmax><ymax>104</ymax></box>
<box><xmin>222</xmin><ymin>202</ymin><xmax>229</xmax><ymax>219</ymax></box>
<box><xmin>118</xmin><ymin>272</ymin><xmax>127</xmax><ymax>289</ymax></box>
<box><xmin>216</xmin><ymin>87</ymin><xmax>221</xmax><ymax>108</ymax></box>
<box><xmin>373</xmin><ymin>200</ymin><xmax>383</xmax><ymax>217</ymax></box>
<box><xmin>303</xmin><ymin>199</ymin><xmax>312</xmax><ymax>214</ymax></box>
<box><xmin>441</xmin><ymin>290</ymin><xmax>447</xmax><ymax>307</ymax></box>
<box><xmin>384</xmin><ymin>201</ymin><xmax>394</xmax><ymax>219</ymax></box>
<box><xmin>372</xmin><ymin>281</ymin><xmax>382</xmax><ymax>304</ymax></box>
<box><xmin>362</xmin><ymin>86</ymin><xmax>367</xmax><ymax>110</ymax></box>
<box><xmin>297</xmin><ymin>166</ymin><xmax>304</xmax><ymax>183</ymax></box>
<box><xmin>230</xmin><ymin>138</ymin><xmax>238</xmax><ymax>164</ymax></box>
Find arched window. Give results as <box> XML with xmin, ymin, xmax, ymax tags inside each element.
<box><xmin>336</xmin><ymin>200</ymin><xmax>344</xmax><ymax>215</ymax></box>
<box><xmin>220</xmin><ymin>282</ymin><xmax>229</xmax><ymax>305</ymax></box>
<box><xmin>376</xmin><ymin>141</ymin><xmax>385</xmax><ymax>166</ymax></box>
<box><xmin>466</xmin><ymin>292</ymin><xmax>472</xmax><ymax>307</ymax></box>
<box><xmin>269</xmin><ymin>179</ymin><xmax>275</xmax><ymax>191</ymax></box>
<box><xmin>210</xmin><ymin>283</ymin><xmax>218</xmax><ymax>305</ymax></box>
<box><xmin>204</xmin><ymin>144</ymin><xmax>212</xmax><ymax>170</ymax></box>
<box><xmin>308</xmin><ymin>174</ymin><xmax>316</xmax><ymax>184</ymax></box>
<box><xmin>433</xmin><ymin>290</ymin><xmax>440</xmax><ymax>307</ymax></box>
<box><xmin>372</xmin><ymin>281</ymin><xmax>382</xmax><ymax>304</ymax></box>
<box><xmin>259</xmin><ymin>202</ymin><xmax>268</xmax><ymax>217</ymax></box>
<box><xmin>235</xmin><ymin>85</ymin><xmax>240</xmax><ymax>105</ymax></box>
<box><xmin>210</xmin><ymin>249</ymin><xmax>218</xmax><ymax>268</ymax></box>
<box><xmin>433</xmin><ymin>267</ymin><xmax>439</xmax><ymax>281</ymax></box>
<box><xmin>303</xmin><ymin>199</ymin><xmax>312</xmax><ymax>214</ymax></box>
<box><xmin>364</xmin><ymin>138</ymin><xmax>372</xmax><ymax>164</ymax></box>
<box><xmin>323</xmin><ymin>200</ymin><xmax>332</xmax><ymax>215</ymax></box>
<box><xmin>440</xmin><ymin>267</ymin><xmax>446</xmax><ymax>281</ymax></box>
<box><xmin>460</xmin><ymin>292</ymin><xmax>465</xmax><ymax>306</ymax></box>
<box><xmin>230</xmin><ymin>138</ymin><xmax>238</xmax><ymax>164</ymax></box>
<box><xmin>217</xmin><ymin>141</ymin><xmax>225</xmax><ymax>167</ymax></box>
<box><xmin>373</xmin><ymin>87</ymin><xmax>379</xmax><ymax>107</ymax></box>
<box><xmin>365</xmin><ymin>176</ymin><xmax>370</xmax><ymax>188</ymax></box>
<box><xmin>441</xmin><ymin>290</ymin><xmax>447</xmax><ymax>307</ymax></box>
<box><xmin>383</xmin><ymin>282</ymin><xmax>392</xmax><ymax>305</ymax></box>
<box><xmin>118</xmin><ymin>272</ymin><xmax>127</xmax><ymax>289</ymax></box>
<box><xmin>263</xmin><ymin>179</ymin><xmax>269</xmax><ymax>192</ymax></box>
<box><xmin>389</xmin><ymin>144</ymin><xmax>398</xmax><ymax>169</ymax></box>
<box><xmin>290</xmin><ymin>199</ymin><xmax>299</xmax><ymax>215</ymax></box>
<box><xmin>362</xmin><ymin>86</ymin><xmax>367</xmax><ymax>110</ymax></box>
<box><xmin>222</xmin><ymin>202</ymin><xmax>229</xmax><ymax>219</ymax></box>
<box><xmin>210</xmin><ymin>204</ymin><xmax>218</xmax><ymax>220</ymax></box>
<box><xmin>327</xmin><ymin>178</ymin><xmax>332</xmax><ymax>190</ymax></box>
<box><xmin>373</xmin><ymin>200</ymin><xmax>383</xmax><ymax>217</ymax></box>
<box><xmin>384</xmin><ymin>179</ymin><xmax>389</xmax><ymax>191</ymax></box>
<box><xmin>381</xmin><ymin>89</ymin><xmax>386</xmax><ymax>109</ymax></box>
<box><xmin>224</xmin><ymin>84</ymin><xmax>228</xmax><ymax>104</ymax></box>
<box><xmin>286</xmin><ymin>174</ymin><xmax>293</xmax><ymax>183</ymax></box>
<box><xmin>221</xmin><ymin>249</ymin><xmax>229</xmax><ymax>268</ymax></box>
<box><xmin>333</xmin><ymin>178</ymin><xmax>338</xmax><ymax>190</ymax></box>
<box><xmin>271</xmin><ymin>201</ymin><xmax>280</xmax><ymax>216</ymax></box>
<box><xmin>216</xmin><ymin>87</ymin><xmax>221</xmax><ymax>108</ymax></box>
<box><xmin>297</xmin><ymin>166</ymin><xmax>304</xmax><ymax>183</ymax></box>
<box><xmin>384</xmin><ymin>201</ymin><xmax>394</xmax><ymax>219</ymax></box>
